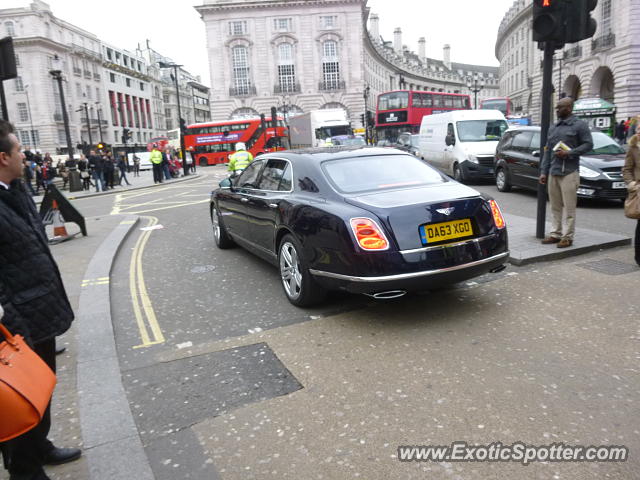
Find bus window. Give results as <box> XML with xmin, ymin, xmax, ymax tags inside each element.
<box><xmin>378</xmin><ymin>91</ymin><xmax>409</xmax><ymax>110</ymax></box>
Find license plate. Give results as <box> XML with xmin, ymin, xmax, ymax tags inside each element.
<box><xmin>420</xmin><ymin>218</ymin><xmax>474</xmax><ymax>245</ymax></box>
<box><xmin>612</xmin><ymin>182</ymin><xmax>626</xmax><ymax>189</ymax></box>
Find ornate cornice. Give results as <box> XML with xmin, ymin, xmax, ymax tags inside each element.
<box><xmin>196</xmin><ymin>0</ymin><xmax>361</xmax><ymax>14</ymax></box>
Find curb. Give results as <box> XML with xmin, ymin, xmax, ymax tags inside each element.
<box><xmin>509</xmin><ymin>237</ymin><xmax>632</xmax><ymax>266</ymax></box>
<box><xmin>75</xmin><ymin>215</ymin><xmax>154</xmax><ymax>480</ymax></box>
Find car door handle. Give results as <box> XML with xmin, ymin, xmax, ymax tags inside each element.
<box><xmin>269</xmin><ymin>203</ymin><xmax>278</xmax><ymax>209</ymax></box>
<box><xmin>241</xmin><ymin>198</ymin><xmax>249</xmax><ymax>203</ymax></box>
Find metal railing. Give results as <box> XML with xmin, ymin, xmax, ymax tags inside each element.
<box><xmin>318</xmin><ymin>80</ymin><xmax>345</xmax><ymax>91</ymax></box>
<box><xmin>73</xmin><ymin>67</ymin><xmax>81</xmax><ymax>76</ymax></box>
<box><xmin>592</xmin><ymin>33</ymin><xmax>616</xmax><ymax>53</ymax></box>
<box><xmin>274</xmin><ymin>83</ymin><xmax>301</xmax><ymax>94</ymax></box>
<box><xmin>229</xmin><ymin>85</ymin><xmax>257</xmax><ymax>97</ymax></box>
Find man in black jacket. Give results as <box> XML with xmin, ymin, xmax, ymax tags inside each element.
<box><xmin>0</xmin><ymin>120</ymin><xmax>81</xmax><ymax>480</ymax></box>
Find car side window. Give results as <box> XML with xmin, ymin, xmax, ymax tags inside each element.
<box><xmin>237</xmin><ymin>160</ymin><xmax>264</xmax><ymax>188</ymax></box>
<box><xmin>257</xmin><ymin>159</ymin><xmax>288</xmax><ymax>191</ymax></box>
<box><xmin>498</xmin><ymin>132</ymin><xmax>514</xmax><ymax>150</ymax></box>
<box><xmin>530</xmin><ymin>132</ymin><xmax>541</xmax><ymax>151</ymax></box>
<box><xmin>278</xmin><ymin>163</ymin><xmax>292</xmax><ymax>191</ymax></box>
<box><xmin>511</xmin><ymin>131</ymin><xmax>534</xmax><ymax>150</ymax></box>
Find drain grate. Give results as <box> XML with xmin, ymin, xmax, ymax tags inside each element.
<box><xmin>578</xmin><ymin>258</ymin><xmax>638</xmax><ymax>276</ymax></box>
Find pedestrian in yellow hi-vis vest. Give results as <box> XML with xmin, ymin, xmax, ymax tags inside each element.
<box><xmin>150</xmin><ymin>144</ymin><xmax>164</xmax><ymax>184</ymax></box>
<box><xmin>228</xmin><ymin>142</ymin><xmax>254</xmax><ymax>175</ymax></box>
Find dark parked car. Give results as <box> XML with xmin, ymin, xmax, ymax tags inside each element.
<box><xmin>494</xmin><ymin>126</ymin><xmax>627</xmax><ymax>199</ymax></box>
<box><xmin>386</xmin><ymin>132</ymin><xmax>421</xmax><ymax>156</ymax></box>
<box><xmin>210</xmin><ymin>147</ymin><xmax>509</xmax><ymax>307</ymax></box>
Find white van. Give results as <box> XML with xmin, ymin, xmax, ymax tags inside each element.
<box><xmin>418</xmin><ymin>110</ymin><xmax>508</xmax><ymax>183</ymax></box>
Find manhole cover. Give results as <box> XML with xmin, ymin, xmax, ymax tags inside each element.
<box><xmin>578</xmin><ymin>258</ymin><xmax>638</xmax><ymax>276</ymax></box>
<box><xmin>190</xmin><ymin>265</ymin><xmax>216</xmax><ymax>273</ymax></box>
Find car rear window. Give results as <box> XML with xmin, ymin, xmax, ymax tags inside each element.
<box><xmin>322</xmin><ymin>154</ymin><xmax>445</xmax><ymax>194</ymax></box>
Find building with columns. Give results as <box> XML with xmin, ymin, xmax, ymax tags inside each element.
<box><xmin>196</xmin><ymin>0</ymin><xmax>499</xmax><ymax>132</ymax></box>
<box><xmin>0</xmin><ymin>1</ymin><xmax>210</xmax><ymax>155</ymax></box>
<box><xmin>496</xmin><ymin>0</ymin><xmax>640</xmax><ymax>123</ymax></box>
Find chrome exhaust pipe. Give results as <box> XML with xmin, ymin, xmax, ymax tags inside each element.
<box><xmin>366</xmin><ymin>290</ymin><xmax>407</xmax><ymax>300</ymax></box>
<box><xmin>489</xmin><ymin>264</ymin><xmax>507</xmax><ymax>274</ymax></box>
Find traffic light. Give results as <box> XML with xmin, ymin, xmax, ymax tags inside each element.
<box><xmin>271</xmin><ymin>106</ymin><xmax>278</xmax><ymax>130</ymax></box>
<box><xmin>360</xmin><ymin>113</ymin><xmax>365</xmax><ymax>126</ymax></box>
<box><xmin>565</xmin><ymin>0</ymin><xmax>598</xmax><ymax>43</ymax></box>
<box><xmin>179</xmin><ymin>117</ymin><xmax>187</xmax><ymax>133</ymax></box>
<box><xmin>532</xmin><ymin>0</ymin><xmax>566</xmax><ymax>43</ymax></box>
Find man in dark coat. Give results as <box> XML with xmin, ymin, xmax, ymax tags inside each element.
<box><xmin>0</xmin><ymin>120</ymin><xmax>81</xmax><ymax>480</ymax></box>
<box><xmin>87</xmin><ymin>149</ymin><xmax>104</xmax><ymax>192</ymax></box>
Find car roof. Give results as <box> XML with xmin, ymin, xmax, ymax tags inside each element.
<box><xmin>258</xmin><ymin>146</ymin><xmax>409</xmax><ymax>163</ymax></box>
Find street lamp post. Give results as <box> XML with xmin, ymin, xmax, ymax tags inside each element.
<box><xmin>94</xmin><ymin>102</ymin><xmax>104</xmax><ymax>143</ymax></box>
<box><xmin>363</xmin><ymin>84</ymin><xmax>370</xmax><ymax>145</ymax></box>
<box><xmin>82</xmin><ymin>102</ymin><xmax>93</xmax><ymax>147</ymax></box>
<box><xmin>23</xmin><ymin>85</ymin><xmax>37</xmax><ymax>151</ymax></box>
<box><xmin>277</xmin><ymin>94</ymin><xmax>292</xmax><ymax>147</ymax></box>
<box><xmin>49</xmin><ymin>55</ymin><xmax>74</xmax><ymax>162</ymax></box>
<box><xmin>466</xmin><ymin>75</ymin><xmax>485</xmax><ymax>110</ymax></box>
<box><xmin>159</xmin><ymin>61</ymin><xmax>188</xmax><ymax>177</ymax></box>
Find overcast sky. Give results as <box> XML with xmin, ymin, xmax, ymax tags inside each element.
<box><xmin>17</xmin><ymin>0</ymin><xmax>517</xmax><ymax>87</ymax></box>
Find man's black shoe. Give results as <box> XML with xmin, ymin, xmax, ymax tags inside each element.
<box><xmin>43</xmin><ymin>446</ymin><xmax>81</xmax><ymax>466</ymax></box>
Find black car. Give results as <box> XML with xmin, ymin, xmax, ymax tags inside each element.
<box><xmin>494</xmin><ymin>126</ymin><xmax>627</xmax><ymax>199</ymax></box>
<box><xmin>211</xmin><ymin>147</ymin><xmax>509</xmax><ymax>307</ymax></box>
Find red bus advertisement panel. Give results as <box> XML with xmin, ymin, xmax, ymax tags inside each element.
<box><xmin>184</xmin><ymin>118</ymin><xmax>288</xmax><ymax>166</ymax></box>
<box><xmin>375</xmin><ymin>90</ymin><xmax>471</xmax><ymax>141</ymax></box>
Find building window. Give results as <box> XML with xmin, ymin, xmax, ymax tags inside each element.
<box><xmin>86</xmin><ymin>84</ymin><xmax>92</xmax><ymax>100</ymax></box>
<box><xmin>17</xmin><ymin>103</ymin><xmax>28</xmax><ymax>122</ymax></box>
<box><xmin>601</xmin><ymin>0</ymin><xmax>612</xmax><ymax>34</ymax></box>
<box><xmin>277</xmin><ymin>43</ymin><xmax>296</xmax><ymax>92</ymax></box>
<box><xmin>126</xmin><ymin>78</ymin><xmax>131</xmax><ymax>87</ymax></box>
<box><xmin>19</xmin><ymin>130</ymin><xmax>31</xmax><ymax>145</ymax></box>
<box><xmin>110</xmin><ymin>73</ymin><xmax>116</xmax><ymax>83</ymax></box>
<box><xmin>232</xmin><ymin>45</ymin><xmax>251</xmax><ymax>94</ymax></box>
<box><xmin>76</xmin><ymin>82</ymin><xmax>82</xmax><ymax>96</ymax></box>
<box><xmin>5</xmin><ymin>21</ymin><xmax>14</xmax><ymax>37</ymax></box>
<box><xmin>323</xmin><ymin>40</ymin><xmax>338</xmax><ymax>59</ymax></box>
<box><xmin>320</xmin><ymin>16</ymin><xmax>337</xmax><ymax>29</ymax></box>
<box><xmin>58</xmin><ymin>129</ymin><xmax>67</xmax><ymax>144</ymax></box>
<box><xmin>273</xmin><ymin>18</ymin><xmax>292</xmax><ymax>32</ymax></box>
<box><xmin>140</xmin><ymin>82</ymin><xmax>144</xmax><ymax>91</ymax></box>
<box><xmin>163</xmin><ymin>94</ymin><xmax>170</xmax><ymax>103</ymax></box>
<box><xmin>14</xmin><ymin>54</ymin><xmax>19</xmax><ymax>66</ymax></box>
<box><xmin>106</xmin><ymin>48</ymin><xmax>113</xmax><ymax>61</ymax></box>
<box><xmin>229</xmin><ymin>21</ymin><xmax>247</xmax><ymax>36</ymax></box>
<box><xmin>321</xmin><ymin>40</ymin><xmax>340</xmax><ymax>89</ymax></box>
<box><xmin>14</xmin><ymin>76</ymin><xmax>23</xmax><ymax>92</ymax></box>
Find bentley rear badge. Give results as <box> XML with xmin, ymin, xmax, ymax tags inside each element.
<box><xmin>436</xmin><ymin>207</ymin><xmax>455</xmax><ymax>216</ymax></box>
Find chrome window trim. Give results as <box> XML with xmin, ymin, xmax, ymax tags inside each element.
<box><xmin>309</xmin><ymin>251</ymin><xmax>509</xmax><ymax>283</ymax></box>
<box><xmin>399</xmin><ymin>234</ymin><xmax>496</xmax><ymax>255</ymax></box>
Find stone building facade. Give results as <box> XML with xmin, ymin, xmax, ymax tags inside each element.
<box><xmin>496</xmin><ymin>0</ymin><xmax>640</xmax><ymax>122</ymax></box>
<box><xmin>0</xmin><ymin>1</ymin><xmax>210</xmax><ymax>155</ymax></box>
<box><xmin>196</xmin><ymin>0</ymin><xmax>499</xmax><ymax>128</ymax></box>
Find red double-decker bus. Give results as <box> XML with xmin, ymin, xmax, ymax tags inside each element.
<box><xmin>375</xmin><ymin>90</ymin><xmax>471</xmax><ymax>141</ymax></box>
<box><xmin>480</xmin><ymin>97</ymin><xmax>514</xmax><ymax>117</ymax></box>
<box><xmin>184</xmin><ymin>117</ymin><xmax>289</xmax><ymax>166</ymax></box>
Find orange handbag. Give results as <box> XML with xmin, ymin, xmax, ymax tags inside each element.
<box><xmin>0</xmin><ymin>322</ymin><xmax>56</xmax><ymax>442</ymax></box>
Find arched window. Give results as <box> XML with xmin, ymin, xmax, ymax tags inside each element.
<box><xmin>231</xmin><ymin>46</ymin><xmax>251</xmax><ymax>95</ymax></box>
<box><xmin>277</xmin><ymin>43</ymin><xmax>296</xmax><ymax>93</ymax></box>
<box><xmin>321</xmin><ymin>41</ymin><xmax>341</xmax><ymax>90</ymax></box>
<box><xmin>230</xmin><ymin>107</ymin><xmax>259</xmax><ymax>120</ymax></box>
<box><xmin>5</xmin><ymin>21</ymin><xmax>15</xmax><ymax>37</ymax></box>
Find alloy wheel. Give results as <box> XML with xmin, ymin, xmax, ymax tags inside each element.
<box><xmin>280</xmin><ymin>241</ymin><xmax>302</xmax><ymax>300</ymax></box>
<box><xmin>496</xmin><ymin>170</ymin><xmax>506</xmax><ymax>190</ymax></box>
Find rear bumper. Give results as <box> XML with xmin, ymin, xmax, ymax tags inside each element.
<box><xmin>309</xmin><ymin>231</ymin><xmax>509</xmax><ymax>295</ymax></box>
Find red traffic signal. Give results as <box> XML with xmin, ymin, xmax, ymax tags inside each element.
<box><xmin>532</xmin><ymin>0</ymin><xmax>566</xmax><ymax>43</ymax></box>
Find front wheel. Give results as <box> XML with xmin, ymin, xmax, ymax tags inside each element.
<box><xmin>495</xmin><ymin>167</ymin><xmax>512</xmax><ymax>192</ymax></box>
<box><xmin>453</xmin><ymin>164</ymin><xmax>465</xmax><ymax>183</ymax></box>
<box><xmin>212</xmin><ymin>205</ymin><xmax>235</xmax><ymax>249</ymax></box>
<box><xmin>278</xmin><ymin>234</ymin><xmax>326</xmax><ymax>307</ymax></box>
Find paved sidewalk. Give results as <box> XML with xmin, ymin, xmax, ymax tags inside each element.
<box><xmin>32</xmin><ymin>168</ymin><xmax>201</xmax><ymax>204</ymax></box>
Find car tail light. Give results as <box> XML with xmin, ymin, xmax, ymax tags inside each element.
<box><xmin>350</xmin><ymin>217</ymin><xmax>389</xmax><ymax>251</ymax></box>
<box><xmin>489</xmin><ymin>199</ymin><xmax>506</xmax><ymax>229</ymax></box>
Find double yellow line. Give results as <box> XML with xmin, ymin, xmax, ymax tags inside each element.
<box><xmin>130</xmin><ymin>216</ymin><xmax>165</xmax><ymax>348</ymax></box>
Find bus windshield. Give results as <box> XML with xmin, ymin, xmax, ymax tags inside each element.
<box><xmin>378</xmin><ymin>92</ymin><xmax>409</xmax><ymax>111</ymax></box>
<box><xmin>456</xmin><ymin>120</ymin><xmax>509</xmax><ymax>142</ymax></box>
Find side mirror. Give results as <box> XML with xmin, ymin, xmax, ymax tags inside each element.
<box><xmin>445</xmin><ymin>135</ymin><xmax>455</xmax><ymax>147</ymax></box>
<box><xmin>219</xmin><ymin>178</ymin><xmax>233</xmax><ymax>189</ymax></box>
<box><xmin>532</xmin><ymin>150</ymin><xmax>540</xmax><ymax>158</ymax></box>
